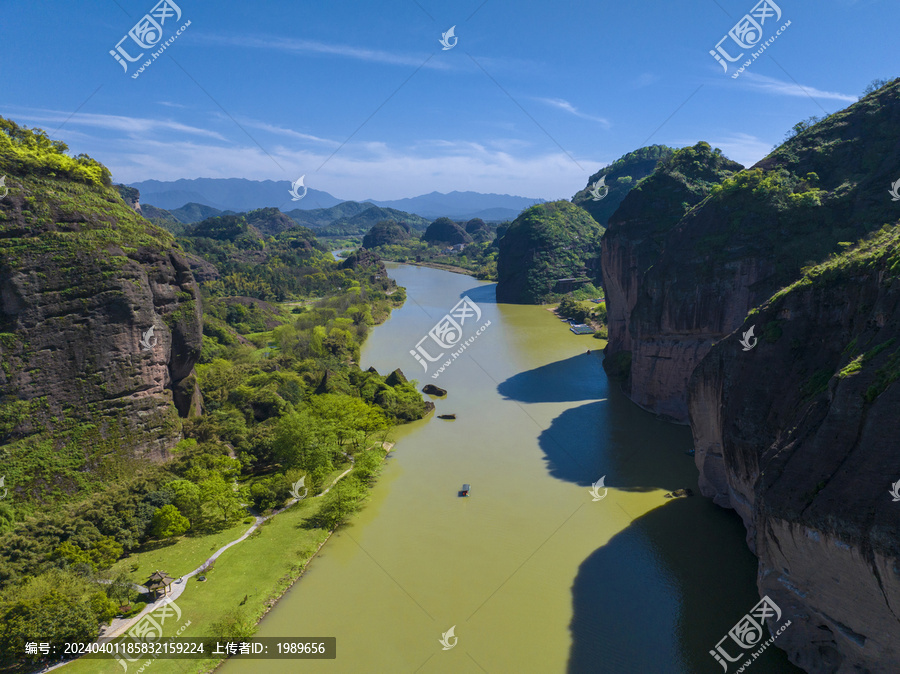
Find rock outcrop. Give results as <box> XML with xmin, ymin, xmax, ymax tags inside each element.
<box><xmin>599</xmin><ymin>80</ymin><xmax>900</xmax><ymax>671</ymax></box>
<box><xmin>362</xmin><ymin>219</ymin><xmax>412</xmax><ymax>248</ymax></box>
<box><xmin>689</xmin><ymin>226</ymin><xmax>900</xmax><ymax>672</ymax></box>
<box><xmin>604</xmin><ymin>81</ymin><xmax>900</xmax><ymax>422</ymax></box>
<box><xmin>0</xmin><ymin>119</ymin><xmax>203</xmax><ymax>497</ymax></box>
<box><xmin>572</xmin><ymin>145</ymin><xmax>674</xmax><ymax>226</ymax></box>
<box><xmin>600</xmin><ymin>142</ymin><xmax>742</xmax><ymax>394</ymax></box>
<box><xmin>496</xmin><ymin>201</ymin><xmax>604</xmax><ymax>304</ymax></box>
<box><xmin>422</xmin><ymin>217</ymin><xmax>472</xmax><ymax>246</ymax></box>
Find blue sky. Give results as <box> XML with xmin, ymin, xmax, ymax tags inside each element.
<box><xmin>2</xmin><ymin>0</ymin><xmax>897</xmax><ymax>201</ymax></box>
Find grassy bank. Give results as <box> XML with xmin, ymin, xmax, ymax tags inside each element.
<box><xmin>64</xmin><ymin>447</ymin><xmax>390</xmax><ymax>673</ymax></box>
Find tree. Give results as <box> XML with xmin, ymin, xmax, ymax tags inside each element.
<box><xmin>166</xmin><ymin>479</ymin><xmax>202</xmax><ymax>526</ymax></box>
<box><xmin>199</xmin><ymin>474</ymin><xmax>244</xmax><ymax>525</ymax></box>
<box><xmin>312</xmin><ymin>476</ymin><xmax>369</xmax><ymax>530</ymax></box>
<box><xmin>150</xmin><ymin>505</ymin><xmax>191</xmax><ymax>539</ymax></box>
<box><xmin>859</xmin><ymin>78</ymin><xmax>890</xmax><ymax>99</ymax></box>
<box><xmin>783</xmin><ymin>115</ymin><xmax>821</xmax><ymax>142</ymax></box>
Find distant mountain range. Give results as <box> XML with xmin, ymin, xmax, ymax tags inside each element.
<box><xmin>128</xmin><ymin>178</ymin><xmax>542</xmax><ymax>221</ymax></box>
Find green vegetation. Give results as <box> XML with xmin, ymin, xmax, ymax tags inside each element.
<box><xmin>761</xmin><ymin>222</ymin><xmax>900</xmax><ymax>405</ymax></box>
<box><xmin>496</xmin><ymin>200</ymin><xmax>604</xmax><ymax>303</ymax></box>
<box><xmin>0</xmin><ymin>118</ymin><xmax>432</xmax><ymax>669</ymax></box>
<box><xmin>363</xmin><ymin>217</ymin><xmax>501</xmax><ymax>280</ymax></box>
<box><xmin>572</xmin><ymin>145</ymin><xmax>676</xmax><ymax>226</ymax></box>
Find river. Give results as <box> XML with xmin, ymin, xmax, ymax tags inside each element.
<box><xmin>226</xmin><ymin>263</ymin><xmax>799</xmax><ymax>673</ymax></box>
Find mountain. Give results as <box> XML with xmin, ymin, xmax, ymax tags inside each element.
<box><xmin>366</xmin><ymin>190</ymin><xmax>543</xmax><ymax>221</ymax></box>
<box><xmin>572</xmin><ymin>145</ymin><xmax>675</xmax><ymax>226</ymax></box>
<box><xmin>600</xmin><ymin>142</ymin><xmax>743</xmax><ymax>383</ymax></box>
<box><xmin>128</xmin><ymin>178</ymin><xmax>343</xmax><ymax>212</ymax></box>
<box><xmin>496</xmin><ymin>201</ymin><xmax>603</xmax><ymax>303</ymax></box>
<box><xmin>285</xmin><ymin>201</ymin><xmax>375</xmax><ymax>228</ymax></box>
<box><xmin>598</xmin><ymin>79</ymin><xmax>900</xmax><ymax>671</ymax></box>
<box><xmin>320</xmin><ymin>206</ymin><xmax>430</xmax><ymax>236</ymax></box>
<box><xmin>129</xmin><ymin>179</ymin><xmax>541</xmax><ymax>221</ymax></box>
<box><xmin>362</xmin><ymin>221</ymin><xmax>413</xmax><ymax>248</ymax></box>
<box><xmin>421</xmin><ymin>217</ymin><xmax>472</xmax><ymax>246</ymax></box>
<box><xmin>0</xmin><ymin>118</ymin><xmax>203</xmax><ymax>489</ymax></box>
<box><xmin>170</xmin><ymin>202</ymin><xmax>227</xmax><ymax>224</ymax></box>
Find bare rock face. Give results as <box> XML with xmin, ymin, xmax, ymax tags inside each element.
<box><xmin>688</xmin><ymin>230</ymin><xmax>900</xmax><ymax>672</ymax></box>
<box><xmin>599</xmin><ymin>142</ymin><xmax>743</xmax><ymax>412</ymax></box>
<box><xmin>0</xmin><ymin>167</ymin><xmax>203</xmax><ymax>483</ymax></box>
<box><xmin>603</xmin><ymin>81</ymin><xmax>900</xmax><ymax>672</ymax></box>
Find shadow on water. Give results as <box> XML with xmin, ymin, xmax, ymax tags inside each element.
<box><xmin>498</xmin><ymin>352</ymin><xmax>604</xmax><ymax>406</ymax></box>
<box><xmin>566</xmin><ymin>496</ymin><xmax>803</xmax><ymax>674</ymax></box>
<box><xmin>458</xmin><ymin>282</ymin><xmax>497</xmax><ymax>305</ymax></box>
<box><xmin>498</xmin><ymin>355</ymin><xmax>802</xmax><ymax>673</ymax></box>
<box><xmin>499</xmin><ymin>354</ymin><xmax>695</xmax><ymax>488</ymax></box>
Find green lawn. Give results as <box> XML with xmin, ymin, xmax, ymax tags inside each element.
<box><xmin>66</xmin><ymin>496</ymin><xmax>332</xmax><ymax>673</ymax></box>
<box><xmin>109</xmin><ymin>520</ymin><xmax>252</xmax><ymax>585</ymax></box>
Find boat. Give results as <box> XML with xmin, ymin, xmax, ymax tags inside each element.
<box><xmin>460</xmin><ymin>484</ymin><xmax>470</xmax><ymax>497</ymax></box>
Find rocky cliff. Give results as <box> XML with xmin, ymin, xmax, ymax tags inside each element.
<box><xmin>496</xmin><ymin>200</ymin><xmax>603</xmax><ymax>303</ymax></box>
<box><xmin>600</xmin><ymin>142</ymin><xmax>743</xmax><ymax>393</ymax></box>
<box><xmin>689</xmin><ymin>226</ymin><xmax>900</xmax><ymax>672</ymax></box>
<box><xmin>598</xmin><ymin>79</ymin><xmax>900</xmax><ymax>671</ymax></box>
<box><xmin>603</xmin><ymin>80</ymin><xmax>900</xmax><ymax>422</ymax></box>
<box><xmin>0</xmin><ymin>118</ymin><xmax>202</xmax><ymax>499</ymax></box>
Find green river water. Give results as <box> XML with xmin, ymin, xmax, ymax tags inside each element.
<box><xmin>226</xmin><ymin>263</ymin><xmax>799</xmax><ymax>673</ymax></box>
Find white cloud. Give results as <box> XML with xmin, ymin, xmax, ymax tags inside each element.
<box><xmin>740</xmin><ymin>73</ymin><xmax>856</xmax><ymax>103</ymax></box>
<box><xmin>195</xmin><ymin>33</ymin><xmax>451</xmax><ymax>71</ymax></box>
<box><xmin>2</xmin><ymin>107</ymin><xmax>226</xmax><ymax>141</ymax></box>
<box><xmin>535</xmin><ymin>98</ymin><xmax>611</xmax><ymax>127</ymax></box>
<box><xmin>218</xmin><ymin>115</ymin><xmax>340</xmax><ymax>147</ymax></box>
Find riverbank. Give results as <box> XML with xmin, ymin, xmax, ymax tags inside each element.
<box><xmin>218</xmin><ymin>262</ymin><xmax>798</xmax><ymax>673</ymax></box>
<box><xmin>381</xmin><ymin>259</ymin><xmax>478</xmax><ymax>277</ymax></box>
<box><xmin>59</xmin><ymin>445</ymin><xmax>395</xmax><ymax>674</ymax></box>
